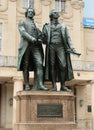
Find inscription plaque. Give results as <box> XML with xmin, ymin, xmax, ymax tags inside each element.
<box><xmin>37</xmin><ymin>104</ymin><xmax>63</xmax><ymax>117</ymax></box>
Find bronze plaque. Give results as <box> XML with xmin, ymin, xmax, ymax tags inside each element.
<box><xmin>37</xmin><ymin>104</ymin><xmax>63</xmax><ymax>117</ymax></box>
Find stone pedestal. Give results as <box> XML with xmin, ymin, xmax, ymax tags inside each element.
<box><xmin>14</xmin><ymin>91</ymin><xmax>76</xmax><ymax>130</ymax></box>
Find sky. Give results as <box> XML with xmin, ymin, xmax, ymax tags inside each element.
<box><xmin>83</xmin><ymin>0</ymin><xmax>94</xmax><ymax>18</ymax></box>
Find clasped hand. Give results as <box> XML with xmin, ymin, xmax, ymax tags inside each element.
<box><xmin>32</xmin><ymin>37</ymin><xmax>42</xmax><ymax>44</ymax></box>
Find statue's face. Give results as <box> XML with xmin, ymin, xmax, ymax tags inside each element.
<box><xmin>27</xmin><ymin>8</ymin><xmax>34</xmax><ymax>18</ymax></box>
<box><xmin>51</xmin><ymin>11</ymin><xmax>59</xmax><ymax>19</ymax></box>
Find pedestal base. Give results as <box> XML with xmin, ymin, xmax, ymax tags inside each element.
<box><xmin>14</xmin><ymin>91</ymin><xmax>76</xmax><ymax>130</ymax></box>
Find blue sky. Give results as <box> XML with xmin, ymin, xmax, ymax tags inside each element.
<box><xmin>83</xmin><ymin>0</ymin><xmax>94</xmax><ymax>18</ymax></box>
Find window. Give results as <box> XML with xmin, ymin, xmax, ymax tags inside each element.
<box><xmin>55</xmin><ymin>0</ymin><xmax>66</xmax><ymax>12</ymax></box>
<box><xmin>0</xmin><ymin>24</ymin><xmax>2</xmax><ymax>52</ymax></box>
<box><xmin>87</xmin><ymin>105</ymin><xmax>92</xmax><ymax>112</ymax></box>
<box><xmin>23</xmin><ymin>0</ymin><xmax>34</xmax><ymax>9</ymax></box>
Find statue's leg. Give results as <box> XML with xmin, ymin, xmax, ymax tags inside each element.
<box><xmin>31</xmin><ymin>46</ymin><xmax>48</xmax><ymax>91</ymax></box>
<box><xmin>50</xmin><ymin>45</ymin><xmax>57</xmax><ymax>91</ymax></box>
<box><xmin>22</xmin><ymin>47</ymin><xmax>31</xmax><ymax>91</ymax></box>
<box><xmin>51</xmin><ymin>66</ymin><xmax>57</xmax><ymax>91</ymax></box>
<box><xmin>57</xmin><ymin>47</ymin><xmax>71</xmax><ymax>92</ymax></box>
<box><xmin>60</xmin><ymin>71</ymin><xmax>71</xmax><ymax>92</ymax></box>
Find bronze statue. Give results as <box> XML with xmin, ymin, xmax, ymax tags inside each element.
<box><xmin>42</xmin><ymin>9</ymin><xmax>81</xmax><ymax>91</ymax></box>
<box><xmin>17</xmin><ymin>8</ymin><xmax>48</xmax><ymax>91</ymax></box>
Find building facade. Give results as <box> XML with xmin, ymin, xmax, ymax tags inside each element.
<box><xmin>0</xmin><ymin>0</ymin><xmax>94</xmax><ymax>130</ymax></box>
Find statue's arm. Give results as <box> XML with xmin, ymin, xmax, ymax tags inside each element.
<box><xmin>65</xmin><ymin>27</ymin><xmax>74</xmax><ymax>49</ymax></box>
<box><xmin>42</xmin><ymin>24</ymin><xmax>48</xmax><ymax>44</ymax></box>
<box><xmin>18</xmin><ymin>21</ymin><xmax>36</xmax><ymax>42</ymax></box>
<box><xmin>65</xmin><ymin>27</ymin><xmax>81</xmax><ymax>56</ymax></box>
<box><xmin>35</xmin><ymin>25</ymin><xmax>43</xmax><ymax>44</ymax></box>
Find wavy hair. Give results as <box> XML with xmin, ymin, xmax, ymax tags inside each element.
<box><xmin>25</xmin><ymin>8</ymin><xmax>35</xmax><ymax>17</ymax></box>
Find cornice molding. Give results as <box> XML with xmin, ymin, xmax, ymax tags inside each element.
<box><xmin>10</xmin><ymin>0</ymin><xmax>17</xmax><ymax>2</ymax></box>
<box><xmin>72</xmin><ymin>61</ymin><xmax>94</xmax><ymax>71</ymax></box>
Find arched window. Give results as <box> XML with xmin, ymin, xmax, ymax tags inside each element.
<box><xmin>55</xmin><ymin>0</ymin><xmax>66</xmax><ymax>12</ymax></box>
<box><xmin>23</xmin><ymin>0</ymin><xmax>34</xmax><ymax>9</ymax></box>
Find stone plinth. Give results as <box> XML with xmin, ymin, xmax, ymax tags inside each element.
<box><xmin>14</xmin><ymin>91</ymin><xmax>76</xmax><ymax>130</ymax></box>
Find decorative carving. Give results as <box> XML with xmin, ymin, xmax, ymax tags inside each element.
<box><xmin>0</xmin><ymin>14</ymin><xmax>8</xmax><ymax>21</ymax></box>
<box><xmin>86</xmin><ymin>47</ymin><xmax>94</xmax><ymax>55</ymax></box>
<box><xmin>60</xmin><ymin>1</ymin><xmax>73</xmax><ymax>21</ymax></box>
<box><xmin>71</xmin><ymin>0</ymin><xmax>84</xmax><ymax>10</ymax></box>
<box><xmin>17</xmin><ymin>1</ymin><xmax>42</xmax><ymax>16</ymax></box>
<box><xmin>34</xmin><ymin>1</ymin><xmax>42</xmax><ymax>16</ymax></box>
<box><xmin>41</xmin><ymin>0</ymin><xmax>52</xmax><ymax>6</ymax></box>
<box><xmin>63</xmin><ymin>1</ymin><xmax>73</xmax><ymax>19</ymax></box>
<box><xmin>0</xmin><ymin>0</ymin><xmax>8</xmax><ymax>12</ymax></box>
<box><xmin>16</xmin><ymin>0</ymin><xmax>25</xmax><ymax>15</ymax></box>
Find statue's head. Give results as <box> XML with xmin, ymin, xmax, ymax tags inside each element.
<box><xmin>25</xmin><ymin>8</ymin><xmax>35</xmax><ymax>18</ymax></box>
<box><xmin>49</xmin><ymin>9</ymin><xmax>60</xmax><ymax>19</ymax></box>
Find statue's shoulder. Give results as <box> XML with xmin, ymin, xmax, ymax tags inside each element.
<box><xmin>34</xmin><ymin>22</ymin><xmax>39</xmax><ymax>29</ymax></box>
<box><xmin>43</xmin><ymin>23</ymin><xmax>49</xmax><ymax>27</ymax></box>
<box><xmin>60</xmin><ymin>23</ymin><xmax>66</xmax><ymax>29</ymax></box>
<box><xmin>18</xmin><ymin>19</ymin><xmax>25</xmax><ymax>26</ymax></box>
<box><xmin>43</xmin><ymin>23</ymin><xmax>50</xmax><ymax>30</ymax></box>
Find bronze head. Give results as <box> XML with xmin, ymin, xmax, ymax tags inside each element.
<box><xmin>25</xmin><ymin>8</ymin><xmax>35</xmax><ymax>18</ymax></box>
<box><xmin>49</xmin><ymin>9</ymin><xmax>60</xmax><ymax>20</ymax></box>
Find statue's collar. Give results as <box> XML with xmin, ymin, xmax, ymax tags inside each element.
<box><xmin>50</xmin><ymin>22</ymin><xmax>61</xmax><ymax>28</ymax></box>
<box><xmin>26</xmin><ymin>18</ymin><xmax>34</xmax><ymax>23</ymax></box>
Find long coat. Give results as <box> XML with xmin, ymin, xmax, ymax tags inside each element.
<box><xmin>17</xmin><ymin>18</ymin><xmax>43</xmax><ymax>71</ymax></box>
<box><xmin>42</xmin><ymin>23</ymin><xmax>74</xmax><ymax>81</ymax></box>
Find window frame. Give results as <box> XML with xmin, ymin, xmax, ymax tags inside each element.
<box><xmin>55</xmin><ymin>0</ymin><xmax>66</xmax><ymax>13</ymax></box>
<box><xmin>23</xmin><ymin>0</ymin><xmax>34</xmax><ymax>9</ymax></box>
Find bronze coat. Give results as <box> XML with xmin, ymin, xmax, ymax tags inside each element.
<box><xmin>42</xmin><ymin>23</ymin><xmax>74</xmax><ymax>81</ymax></box>
<box><xmin>17</xmin><ymin>18</ymin><xmax>43</xmax><ymax>71</ymax></box>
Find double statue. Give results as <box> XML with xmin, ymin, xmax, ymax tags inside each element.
<box><xmin>17</xmin><ymin>8</ymin><xmax>81</xmax><ymax>92</ymax></box>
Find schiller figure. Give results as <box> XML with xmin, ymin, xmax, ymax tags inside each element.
<box><xmin>42</xmin><ymin>9</ymin><xmax>80</xmax><ymax>91</ymax></box>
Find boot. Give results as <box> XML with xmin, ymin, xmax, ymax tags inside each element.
<box><xmin>23</xmin><ymin>71</ymin><xmax>31</xmax><ymax>91</ymax></box>
<box><xmin>51</xmin><ymin>68</ymin><xmax>57</xmax><ymax>91</ymax></box>
<box><xmin>60</xmin><ymin>71</ymin><xmax>71</xmax><ymax>92</ymax></box>
<box><xmin>24</xmin><ymin>84</ymin><xmax>31</xmax><ymax>91</ymax></box>
<box><xmin>52</xmin><ymin>82</ymin><xmax>57</xmax><ymax>91</ymax></box>
<box><xmin>61</xmin><ymin>84</ymin><xmax>72</xmax><ymax>92</ymax></box>
<box><xmin>32</xmin><ymin>69</ymin><xmax>49</xmax><ymax>91</ymax></box>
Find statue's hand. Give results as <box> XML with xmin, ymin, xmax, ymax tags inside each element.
<box><xmin>32</xmin><ymin>37</ymin><xmax>37</xmax><ymax>43</ymax></box>
<box><xmin>67</xmin><ymin>48</ymin><xmax>81</xmax><ymax>56</ymax></box>
<box><xmin>72</xmin><ymin>48</ymin><xmax>81</xmax><ymax>55</ymax></box>
<box><xmin>38</xmin><ymin>39</ymin><xmax>42</xmax><ymax>44</ymax></box>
